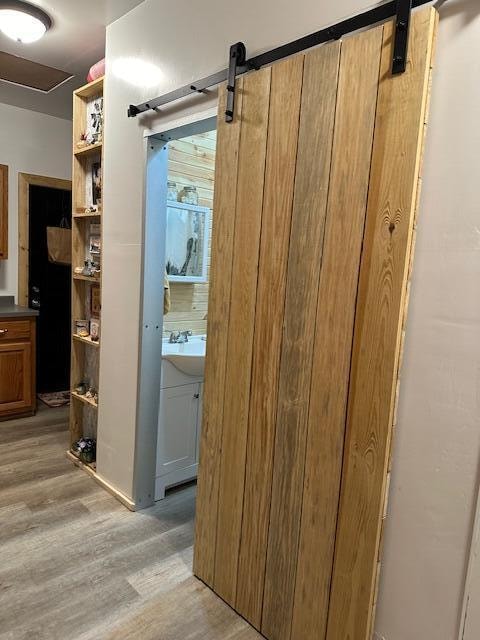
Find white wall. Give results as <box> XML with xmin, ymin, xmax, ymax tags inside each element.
<box><xmin>0</xmin><ymin>103</ymin><xmax>72</xmax><ymax>297</ymax></box>
<box><xmin>375</xmin><ymin>3</ymin><xmax>480</xmax><ymax>638</ymax></box>
<box><xmin>103</xmin><ymin>0</ymin><xmax>480</xmax><ymax>635</ymax></box>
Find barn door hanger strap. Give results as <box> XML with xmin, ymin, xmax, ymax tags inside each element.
<box><xmin>392</xmin><ymin>0</ymin><xmax>412</xmax><ymax>74</ymax></box>
<box><xmin>225</xmin><ymin>42</ymin><xmax>247</xmax><ymax>123</ymax></box>
<box><xmin>128</xmin><ymin>0</ymin><xmax>435</xmax><ymax>119</ymax></box>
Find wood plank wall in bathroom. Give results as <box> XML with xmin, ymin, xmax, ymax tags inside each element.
<box><xmin>194</xmin><ymin>8</ymin><xmax>437</xmax><ymax>640</ymax></box>
<box><xmin>164</xmin><ymin>131</ymin><xmax>216</xmax><ymax>336</ymax></box>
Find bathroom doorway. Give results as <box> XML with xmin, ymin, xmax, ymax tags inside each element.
<box><xmin>139</xmin><ymin>115</ymin><xmax>217</xmax><ymax>504</ymax></box>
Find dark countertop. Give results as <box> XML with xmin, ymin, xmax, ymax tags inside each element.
<box><xmin>0</xmin><ymin>296</ymin><xmax>39</xmax><ymax>318</ymax></box>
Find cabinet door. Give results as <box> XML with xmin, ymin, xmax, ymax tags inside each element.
<box><xmin>156</xmin><ymin>383</ymin><xmax>199</xmax><ymax>477</ymax></box>
<box><xmin>0</xmin><ymin>341</ymin><xmax>32</xmax><ymax>415</ymax></box>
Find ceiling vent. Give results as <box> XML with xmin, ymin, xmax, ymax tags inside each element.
<box><xmin>0</xmin><ymin>50</ymin><xmax>73</xmax><ymax>92</ymax></box>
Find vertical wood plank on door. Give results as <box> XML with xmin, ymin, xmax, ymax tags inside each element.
<box><xmin>291</xmin><ymin>25</ymin><xmax>383</xmax><ymax>640</ymax></box>
<box><xmin>261</xmin><ymin>41</ymin><xmax>341</xmax><ymax>640</ymax></box>
<box><xmin>213</xmin><ymin>68</ymin><xmax>272</xmax><ymax>604</ymax></box>
<box><xmin>235</xmin><ymin>55</ymin><xmax>304</xmax><ymax>629</ymax></box>
<box><xmin>193</xmin><ymin>80</ymin><xmax>244</xmax><ymax>586</ymax></box>
<box><xmin>326</xmin><ymin>8</ymin><xmax>438</xmax><ymax>640</ymax></box>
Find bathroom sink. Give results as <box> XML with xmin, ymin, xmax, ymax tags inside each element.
<box><xmin>162</xmin><ymin>337</ymin><xmax>206</xmax><ymax>377</ymax></box>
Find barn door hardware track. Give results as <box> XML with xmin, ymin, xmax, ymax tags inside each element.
<box><xmin>127</xmin><ymin>0</ymin><xmax>434</xmax><ymax>121</ymax></box>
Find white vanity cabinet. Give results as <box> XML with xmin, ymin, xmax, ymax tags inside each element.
<box><xmin>155</xmin><ymin>357</ymin><xmax>203</xmax><ymax>500</ymax></box>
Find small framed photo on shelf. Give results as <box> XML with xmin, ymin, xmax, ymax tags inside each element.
<box><xmin>89</xmin><ymin>223</ymin><xmax>101</xmax><ymax>256</ymax></box>
<box><xmin>92</xmin><ymin>161</ymin><xmax>102</xmax><ymax>205</ymax></box>
<box><xmin>89</xmin><ymin>318</ymin><xmax>100</xmax><ymax>342</ymax></box>
<box><xmin>89</xmin><ymin>234</ymin><xmax>101</xmax><ymax>255</ymax></box>
<box><xmin>86</xmin><ymin>96</ymin><xmax>103</xmax><ymax>145</ymax></box>
<box><xmin>91</xmin><ymin>286</ymin><xmax>101</xmax><ymax>317</ymax></box>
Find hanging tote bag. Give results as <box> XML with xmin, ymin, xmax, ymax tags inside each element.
<box><xmin>46</xmin><ymin>217</ymin><xmax>71</xmax><ymax>266</ymax></box>
<box><xmin>164</xmin><ymin>269</ymin><xmax>171</xmax><ymax>315</ymax></box>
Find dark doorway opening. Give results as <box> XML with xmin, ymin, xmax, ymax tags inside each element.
<box><xmin>28</xmin><ymin>185</ymin><xmax>72</xmax><ymax>394</ymax></box>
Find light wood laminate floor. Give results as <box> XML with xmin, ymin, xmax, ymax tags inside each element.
<box><xmin>0</xmin><ymin>406</ymin><xmax>261</xmax><ymax>640</ymax></box>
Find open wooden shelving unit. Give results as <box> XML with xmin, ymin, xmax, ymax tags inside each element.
<box><xmin>69</xmin><ymin>76</ymin><xmax>103</xmax><ymax>463</ymax></box>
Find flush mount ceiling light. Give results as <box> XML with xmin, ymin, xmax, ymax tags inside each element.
<box><xmin>0</xmin><ymin>1</ymin><xmax>51</xmax><ymax>43</ymax></box>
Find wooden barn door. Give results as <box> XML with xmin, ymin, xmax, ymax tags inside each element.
<box><xmin>194</xmin><ymin>8</ymin><xmax>437</xmax><ymax>640</ymax></box>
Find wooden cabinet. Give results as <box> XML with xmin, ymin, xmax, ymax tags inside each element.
<box><xmin>0</xmin><ymin>317</ymin><xmax>35</xmax><ymax>419</ymax></box>
<box><xmin>155</xmin><ymin>381</ymin><xmax>202</xmax><ymax>499</ymax></box>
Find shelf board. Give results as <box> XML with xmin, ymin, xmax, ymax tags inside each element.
<box><xmin>71</xmin><ymin>391</ymin><xmax>98</xmax><ymax>409</ymax></box>
<box><xmin>74</xmin><ymin>141</ymin><xmax>102</xmax><ymax>157</ymax></box>
<box><xmin>74</xmin><ymin>76</ymin><xmax>104</xmax><ymax>99</ymax></box>
<box><xmin>66</xmin><ymin>450</ymin><xmax>97</xmax><ymax>475</ymax></box>
<box><xmin>73</xmin><ymin>273</ymin><xmax>100</xmax><ymax>283</ymax></box>
<box><xmin>72</xmin><ymin>334</ymin><xmax>100</xmax><ymax>348</ymax></box>
<box><xmin>73</xmin><ymin>211</ymin><xmax>101</xmax><ymax>219</ymax></box>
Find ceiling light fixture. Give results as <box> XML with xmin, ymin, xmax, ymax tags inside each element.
<box><xmin>0</xmin><ymin>1</ymin><xmax>51</xmax><ymax>43</ymax></box>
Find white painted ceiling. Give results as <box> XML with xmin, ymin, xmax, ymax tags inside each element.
<box><xmin>0</xmin><ymin>0</ymin><xmax>145</xmax><ymax>119</ymax></box>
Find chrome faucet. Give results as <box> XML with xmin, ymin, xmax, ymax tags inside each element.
<box><xmin>169</xmin><ymin>330</ymin><xmax>192</xmax><ymax>344</ymax></box>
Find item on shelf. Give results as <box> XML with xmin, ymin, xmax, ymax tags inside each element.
<box><xmin>75</xmin><ymin>382</ymin><xmax>87</xmax><ymax>395</ymax></box>
<box><xmin>89</xmin><ymin>224</ymin><xmax>102</xmax><ymax>255</ymax></box>
<box><xmin>180</xmin><ymin>186</ymin><xmax>198</xmax><ymax>205</ymax></box>
<box><xmin>91</xmin><ymin>286</ymin><xmax>101</xmax><ymax>316</ymax></box>
<box><xmin>84</xmin><ymin>205</ymin><xmax>98</xmax><ymax>214</ymax></box>
<box><xmin>86</xmin><ymin>97</ymin><xmax>103</xmax><ymax>145</ymax></box>
<box><xmin>75</xmin><ymin>319</ymin><xmax>89</xmax><ymax>337</ymax></box>
<box><xmin>91</xmin><ymin>260</ymin><xmax>101</xmax><ymax>279</ymax></box>
<box><xmin>163</xmin><ymin>269</ymin><xmax>170</xmax><ymax>315</ymax></box>
<box><xmin>89</xmin><ymin>318</ymin><xmax>100</xmax><ymax>342</ymax></box>
<box><xmin>82</xmin><ymin>260</ymin><xmax>91</xmax><ymax>276</ymax></box>
<box><xmin>87</xmin><ymin>58</ymin><xmax>105</xmax><ymax>83</ymax></box>
<box><xmin>85</xmin><ymin>386</ymin><xmax>97</xmax><ymax>400</ymax></box>
<box><xmin>71</xmin><ymin>437</ymin><xmax>96</xmax><ymax>464</ymax></box>
<box><xmin>90</xmin><ymin>238</ymin><xmax>101</xmax><ymax>255</ymax></box>
<box><xmin>76</xmin><ymin>134</ymin><xmax>88</xmax><ymax>149</ymax></box>
<box><xmin>167</xmin><ymin>181</ymin><xmax>178</xmax><ymax>201</ymax></box>
<box><xmin>79</xmin><ymin>259</ymin><xmax>100</xmax><ymax>278</ymax></box>
<box><xmin>92</xmin><ymin>162</ymin><xmax>102</xmax><ymax>205</ymax></box>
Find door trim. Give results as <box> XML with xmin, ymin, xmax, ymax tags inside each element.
<box><xmin>18</xmin><ymin>173</ymin><xmax>72</xmax><ymax>307</ymax></box>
